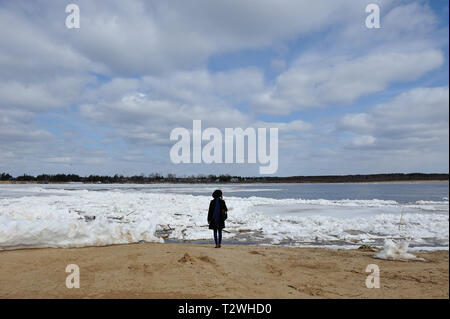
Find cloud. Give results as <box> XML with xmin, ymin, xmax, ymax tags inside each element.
<box><xmin>79</xmin><ymin>88</ymin><xmax>251</xmax><ymax>147</ymax></box>
<box><xmin>351</xmin><ymin>135</ymin><xmax>376</xmax><ymax>147</ymax></box>
<box><xmin>0</xmin><ymin>127</ymin><xmax>52</xmax><ymax>143</ymax></box>
<box><xmin>270</xmin><ymin>59</ymin><xmax>287</xmax><ymax>72</ymax></box>
<box><xmin>62</xmin><ymin>0</ymin><xmax>379</xmax><ymax>75</ymax></box>
<box><xmin>335</xmin><ymin>2</ymin><xmax>442</xmax><ymax>52</ymax></box>
<box><xmin>0</xmin><ymin>5</ymin><xmax>101</xmax><ymax>81</ymax></box>
<box><xmin>256</xmin><ymin>120</ymin><xmax>312</xmax><ymax>133</ymax></box>
<box><xmin>337</xmin><ymin>86</ymin><xmax>449</xmax><ymax>151</ymax></box>
<box><xmin>79</xmin><ymin>83</ymin><xmax>312</xmax><ymax>149</ymax></box>
<box><xmin>252</xmin><ymin>50</ymin><xmax>444</xmax><ymax>114</ymax></box>
<box><xmin>339</xmin><ymin>113</ymin><xmax>374</xmax><ymax>133</ymax></box>
<box><xmin>0</xmin><ymin>77</ymin><xmax>93</xmax><ymax>111</ymax></box>
<box><xmin>0</xmin><ymin>0</ymin><xmax>399</xmax><ymax>76</ymax></box>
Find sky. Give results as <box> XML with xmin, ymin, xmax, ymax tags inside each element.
<box><xmin>0</xmin><ymin>0</ymin><xmax>448</xmax><ymax>177</ymax></box>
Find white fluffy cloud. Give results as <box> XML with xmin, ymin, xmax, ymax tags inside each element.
<box><xmin>338</xmin><ymin>86</ymin><xmax>449</xmax><ymax>150</ymax></box>
<box><xmin>55</xmin><ymin>0</ymin><xmax>386</xmax><ymax>75</ymax></box>
<box><xmin>79</xmin><ymin>70</ymin><xmax>309</xmax><ymax>148</ymax></box>
<box><xmin>252</xmin><ymin>50</ymin><xmax>444</xmax><ymax>114</ymax></box>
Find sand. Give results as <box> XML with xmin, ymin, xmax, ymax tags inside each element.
<box><xmin>0</xmin><ymin>243</ymin><xmax>447</xmax><ymax>299</ymax></box>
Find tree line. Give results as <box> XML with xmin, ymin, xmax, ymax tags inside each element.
<box><xmin>0</xmin><ymin>172</ymin><xmax>448</xmax><ymax>183</ymax></box>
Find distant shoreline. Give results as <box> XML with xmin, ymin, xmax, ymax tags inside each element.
<box><xmin>1</xmin><ymin>172</ymin><xmax>448</xmax><ymax>184</ymax></box>
<box><xmin>0</xmin><ymin>180</ymin><xmax>448</xmax><ymax>185</ymax></box>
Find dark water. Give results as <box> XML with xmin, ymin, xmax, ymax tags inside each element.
<box><xmin>2</xmin><ymin>182</ymin><xmax>448</xmax><ymax>204</ymax></box>
<box><xmin>166</xmin><ymin>182</ymin><xmax>449</xmax><ymax>203</ymax></box>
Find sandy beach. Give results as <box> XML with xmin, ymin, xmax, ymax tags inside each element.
<box><xmin>0</xmin><ymin>243</ymin><xmax>447</xmax><ymax>299</ymax></box>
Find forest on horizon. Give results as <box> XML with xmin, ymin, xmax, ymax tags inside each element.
<box><xmin>1</xmin><ymin>172</ymin><xmax>448</xmax><ymax>184</ymax></box>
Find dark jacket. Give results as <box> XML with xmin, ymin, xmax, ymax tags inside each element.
<box><xmin>207</xmin><ymin>198</ymin><xmax>228</xmax><ymax>230</ymax></box>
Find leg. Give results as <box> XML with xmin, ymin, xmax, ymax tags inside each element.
<box><xmin>218</xmin><ymin>228</ymin><xmax>222</xmax><ymax>246</ymax></box>
<box><xmin>213</xmin><ymin>229</ymin><xmax>218</xmax><ymax>246</ymax></box>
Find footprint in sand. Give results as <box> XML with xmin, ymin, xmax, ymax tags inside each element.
<box><xmin>178</xmin><ymin>253</ymin><xmax>195</xmax><ymax>264</ymax></box>
<box><xmin>248</xmin><ymin>250</ymin><xmax>266</xmax><ymax>256</ymax></box>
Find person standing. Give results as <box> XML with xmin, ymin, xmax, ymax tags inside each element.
<box><xmin>208</xmin><ymin>189</ymin><xmax>228</xmax><ymax>248</ymax></box>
